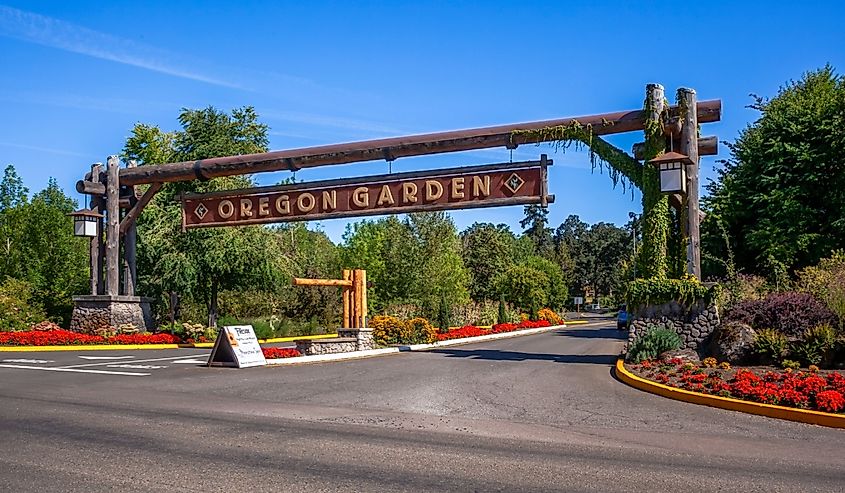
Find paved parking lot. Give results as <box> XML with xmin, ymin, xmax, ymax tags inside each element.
<box><xmin>0</xmin><ymin>348</ymin><xmax>213</xmax><ymax>377</ymax></box>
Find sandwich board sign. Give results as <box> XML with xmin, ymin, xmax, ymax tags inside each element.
<box><xmin>206</xmin><ymin>325</ymin><xmax>267</xmax><ymax>368</ymax></box>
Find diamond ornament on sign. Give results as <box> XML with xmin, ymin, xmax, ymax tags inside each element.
<box><xmin>504</xmin><ymin>173</ymin><xmax>525</xmax><ymax>194</ymax></box>
<box><xmin>194</xmin><ymin>202</ymin><xmax>209</xmax><ymax>219</ymax></box>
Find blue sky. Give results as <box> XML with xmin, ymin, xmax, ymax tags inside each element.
<box><xmin>2</xmin><ymin>1</ymin><xmax>843</xmax><ymax>242</ymax></box>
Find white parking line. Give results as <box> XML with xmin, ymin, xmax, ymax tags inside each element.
<box><xmin>106</xmin><ymin>364</ymin><xmax>168</xmax><ymax>370</ymax></box>
<box><xmin>77</xmin><ymin>355</ymin><xmax>135</xmax><ymax>360</ymax></box>
<box><xmin>0</xmin><ymin>364</ymin><xmax>149</xmax><ymax>376</ymax></box>
<box><xmin>60</xmin><ymin>354</ymin><xmax>209</xmax><ymax>369</ymax></box>
<box><xmin>2</xmin><ymin>358</ymin><xmax>55</xmax><ymax>364</ymax></box>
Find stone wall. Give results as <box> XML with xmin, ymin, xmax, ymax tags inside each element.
<box><xmin>70</xmin><ymin>296</ymin><xmax>153</xmax><ymax>333</ymax></box>
<box><xmin>628</xmin><ymin>300</ymin><xmax>720</xmax><ymax>351</ymax></box>
<box><xmin>296</xmin><ymin>327</ymin><xmax>376</xmax><ymax>356</ymax></box>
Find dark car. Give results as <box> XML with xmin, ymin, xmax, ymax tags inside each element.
<box><xmin>616</xmin><ymin>304</ymin><xmax>628</xmax><ymax>330</ymax></box>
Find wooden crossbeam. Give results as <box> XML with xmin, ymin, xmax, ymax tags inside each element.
<box><xmin>293</xmin><ymin>278</ymin><xmax>353</xmax><ymax>287</ymax></box>
<box><xmin>107</xmin><ymin>100</ymin><xmax>721</xmax><ymax>188</ymax></box>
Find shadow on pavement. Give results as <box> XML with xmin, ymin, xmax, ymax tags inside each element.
<box><xmin>556</xmin><ymin>327</ymin><xmax>628</xmax><ymax>340</ymax></box>
<box><xmin>431</xmin><ymin>348</ymin><xmax>618</xmax><ymax>365</ymax></box>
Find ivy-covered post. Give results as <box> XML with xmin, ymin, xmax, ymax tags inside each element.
<box><xmin>638</xmin><ymin>83</ymin><xmax>669</xmax><ymax>278</ymax></box>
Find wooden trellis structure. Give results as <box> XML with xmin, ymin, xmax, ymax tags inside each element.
<box><xmin>293</xmin><ymin>269</ymin><xmax>368</xmax><ymax>329</ymax></box>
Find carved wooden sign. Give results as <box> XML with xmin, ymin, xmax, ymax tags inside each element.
<box><xmin>181</xmin><ymin>158</ymin><xmax>552</xmax><ymax>229</ymax></box>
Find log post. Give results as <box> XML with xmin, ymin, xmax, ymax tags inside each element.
<box><xmin>679</xmin><ymin>88</ymin><xmax>702</xmax><ymax>279</ymax></box>
<box><xmin>123</xmin><ymin>160</ymin><xmax>138</xmax><ymax>296</ymax></box>
<box><xmin>105</xmin><ymin>155</ymin><xmax>121</xmax><ymax>296</ymax></box>
<box><xmin>88</xmin><ymin>162</ymin><xmax>103</xmax><ymax>295</ymax></box>
<box><xmin>353</xmin><ymin>269</ymin><xmax>364</xmax><ymax>328</ymax></box>
<box><xmin>359</xmin><ymin>269</ymin><xmax>367</xmax><ymax>327</ymax></box>
<box><xmin>342</xmin><ymin>269</ymin><xmax>351</xmax><ymax>328</ymax></box>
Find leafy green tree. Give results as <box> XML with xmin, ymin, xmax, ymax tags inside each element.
<box><xmin>407</xmin><ymin>212</ymin><xmax>470</xmax><ymax>313</ymax></box>
<box><xmin>703</xmin><ymin>66</ymin><xmax>845</xmax><ymax>277</ymax></box>
<box><xmin>0</xmin><ymin>174</ymin><xmax>89</xmax><ymax>324</ymax></box>
<box><xmin>494</xmin><ymin>263</ymin><xmax>549</xmax><ymax>311</ymax></box>
<box><xmin>520</xmin><ymin>205</ymin><xmax>554</xmax><ymax>257</ymax></box>
<box><xmin>460</xmin><ymin>222</ymin><xmax>516</xmax><ymax>301</ymax></box>
<box><xmin>341</xmin><ymin>216</ymin><xmax>415</xmax><ymax>311</ymax></box>
<box><xmin>0</xmin><ymin>165</ymin><xmax>28</xmax><ymax>212</ymax></box>
<box><xmin>521</xmin><ymin>255</ymin><xmax>568</xmax><ymax>310</ymax></box>
<box><xmin>123</xmin><ymin>106</ymin><xmax>281</xmax><ymax>327</ymax></box>
<box><xmin>341</xmin><ymin>212</ymin><xmax>469</xmax><ymax>318</ymax></box>
<box><xmin>555</xmin><ymin>214</ymin><xmax>631</xmax><ymax>301</ymax></box>
<box><xmin>274</xmin><ymin>224</ymin><xmax>342</xmax><ymax>325</ymax></box>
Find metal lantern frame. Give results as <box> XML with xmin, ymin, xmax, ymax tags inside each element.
<box><xmin>648</xmin><ymin>151</ymin><xmax>693</xmax><ymax>194</ymax></box>
<box><xmin>69</xmin><ymin>208</ymin><xmax>104</xmax><ymax>237</ymax></box>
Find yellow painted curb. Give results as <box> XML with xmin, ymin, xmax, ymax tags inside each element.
<box><xmin>259</xmin><ymin>333</ymin><xmax>338</xmax><ymax>344</ymax></box>
<box><xmin>614</xmin><ymin>358</ymin><xmax>845</xmax><ymax>429</ymax></box>
<box><xmin>564</xmin><ymin>320</ymin><xmax>588</xmax><ymax>325</ymax></box>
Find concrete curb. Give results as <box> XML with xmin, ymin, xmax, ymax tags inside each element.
<box><xmin>0</xmin><ymin>333</ymin><xmax>340</xmax><ymax>353</ymax></box>
<box><xmin>614</xmin><ymin>358</ymin><xmax>845</xmax><ymax>429</ymax></box>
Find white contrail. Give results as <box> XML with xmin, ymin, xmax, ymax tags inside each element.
<box><xmin>0</xmin><ymin>5</ymin><xmax>243</xmax><ymax>89</ymax></box>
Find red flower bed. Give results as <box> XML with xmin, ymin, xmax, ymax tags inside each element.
<box><xmin>0</xmin><ymin>329</ymin><xmax>181</xmax><ymax>346</ymax></box>
<box><xmin>436</xmin><ymin>319</ymin><xmax>551</xmax><ymax>341</ymax></box>
<box><xmin>631</xmin><ymin>359</ymin><xmax>845</xmax><ymax>414</ymax></box>
<box><xmin>262</xmin><ymin>347</ymin><xmax>301</xmax><ymax>359</ymax></box>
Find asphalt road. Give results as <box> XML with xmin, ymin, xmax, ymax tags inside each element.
<box><xmin>0</xmin><ymin>322</ymin><xmax>843</xmax><ymax>492</ymax></box>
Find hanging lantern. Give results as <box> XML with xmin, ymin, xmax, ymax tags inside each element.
<box><xmin>648</xmin><ymin>151</ymin><xmax>692</xmax><ymax>194</ymax></box>
<box><xmin>68</xmin><ymin>209</ymin><xmax>103</xmax><ymax>237</ymax></box>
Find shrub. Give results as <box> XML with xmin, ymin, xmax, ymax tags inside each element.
<box><xmin>702</xmin><ymin>357</ymin><xmax>718</xmax><ymax>368</ymax></box>
<box><xmin>0</xmin><ymin>279</ymin><xmax>46</xmax><ymax>331</ymax></box>
<box><xmin>797</xmin><ymin>251</ymin><xmax>845</xmax><ymax>329</ymax></box>
<box><xmin>753</xmin><ymin>328</ymin><xmax>788</xmax><ymax>364</ymax></box>
<box><xmin>407</xmin><ymin>317</ymin><xmax>437</xmax><ymax>344</ymax></box>
<box><xmin>725</xmin><ymin>292</ymin><xmax>837</xmax><ymax>337</ymax></box>
<box><xmin>792</xmin><ymin>324</ymin><xmax>838</xmax><ymax>367</ymax></box>
<box><xmin>781</xmin><ymin>359</ymin><xmax>801</xmax><ymax>370</ymax></box>
<box><xmin>626</xmin><ymin>277</ymin><xmax>717</xmax><ymax>308</ymax></box>
<box><xmin>450</xmin><ymin>300</ymin><xmax>500</xmax><ymax>327</ymax></box>
<box><xmin>498</xmin><ymin>295</ymin><xmax>507</xmax><ymax>325</ymax></box>
<box><xmin>537</xmin><ymin>308</ymin><xmax>562</xmax><ymax>326</ymax></box>
<box><xmin>627</xmin><ymin>326</ymin><xmax>682</xmax><ymax>363</ymax></box>
<box><xmin>437</xmin><ymin>294</ymin><xmax>451</xmax><ymax>333</ymax></box>
<box><xmin>370</xmin><ymin>315</ymin><xmax>410</xmax><ymax>345</ymax></box>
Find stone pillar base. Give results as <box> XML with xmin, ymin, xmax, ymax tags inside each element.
<box><xmin>70</xmin><ymin>295</ymin><xmax>154</xmax><ymax>333</ymax></box>
<box><xmin>295</xmin><ymin>327</ymin><xmax>376</xmax><ymax>355</ymax></box>
<box><xmin>337</xmin><ymin>327</ymin><xmax>375</xmax><ymax>351</ymax></box>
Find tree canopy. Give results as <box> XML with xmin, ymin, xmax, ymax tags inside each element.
<box><xmin>703</xmin><ymin>65</ymin><xmax>845</xmax><ymax>278</ymax></box>
<box><xmin>123</xmin><ymin>106</ymin><xmax>282</xmax><ymax>327</ymax></box>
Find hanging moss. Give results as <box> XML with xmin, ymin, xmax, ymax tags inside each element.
<box><xmin>510</xmin><ymin>121</ymin><xmax>643</xmax><ymax>193</ymax></box>
<box><xmin>508</xmin><ymin>86</ymin><xmax>674</xmax><ymax>281</ymax></box>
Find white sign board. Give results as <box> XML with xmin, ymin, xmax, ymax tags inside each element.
<box><xmin>573</xmin><ymin>297</ymin><xmax>584</xmax><ymax>305</ymax></box>
<box><xmin>207</xmin><ymin>325</ymin><xmax>267</xmax><ymax>368</ymax></box>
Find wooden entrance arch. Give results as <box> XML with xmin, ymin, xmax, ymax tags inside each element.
<box><xmin>74</xmin><ymin>84</ymin><xmax>721</xmax><ymax>330</ymax></box>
